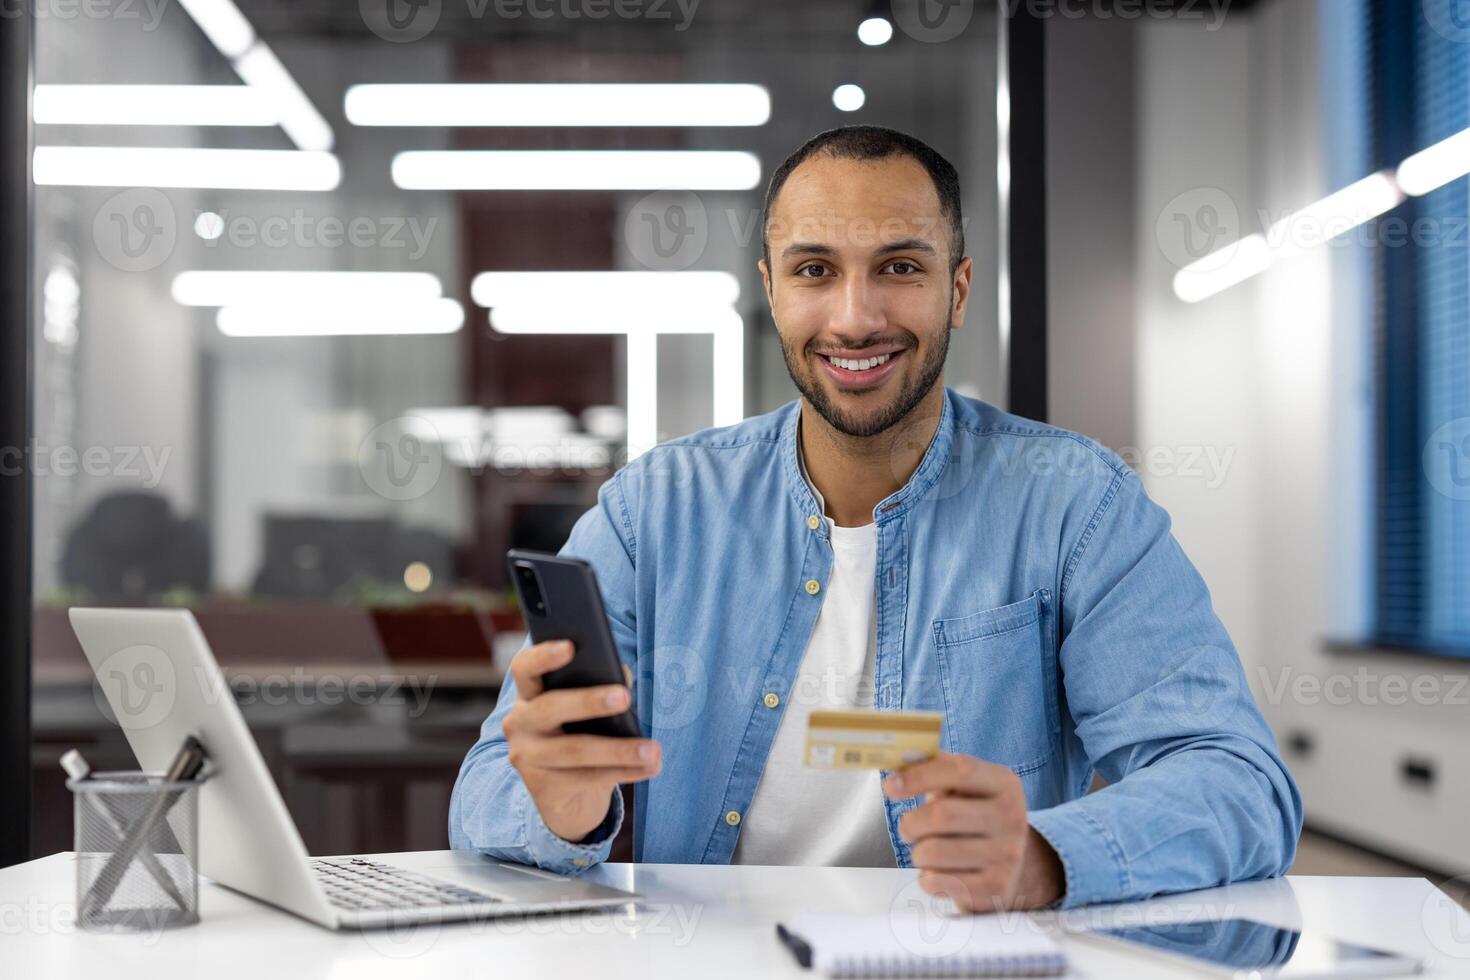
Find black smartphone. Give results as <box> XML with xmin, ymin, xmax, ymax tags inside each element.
<box><xmin>506</xmin><ymin>549</ymin><xmax>641</xmax><ymax>739</ymax></box>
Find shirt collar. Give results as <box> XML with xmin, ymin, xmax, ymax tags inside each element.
<box><xmin>780</xmin><ymin>389</ymin><xmax>957</xmax><ymax>527</ymax></box>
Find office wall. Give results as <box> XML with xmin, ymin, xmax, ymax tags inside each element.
<box><xmin>1131</xmin><ymin>1</ymin><xmax>1470</xmax><ymax>872</ymax></box>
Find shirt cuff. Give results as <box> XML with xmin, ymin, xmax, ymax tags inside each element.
<box><xmin>1028</xmin><ymin>802</ymin><xmax>1131</xmax><ymax>909</ymax></box>
<box><xmin>521</xmin><ymin>781</ymin><xmax>624</xmax><ymax>874</ymax></box>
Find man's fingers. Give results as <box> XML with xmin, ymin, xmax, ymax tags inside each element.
<box><xmin>509</xmin><ymin>640</ymin><xmax>575</xmax><ymax>700</ymax></box>
<box><xmin>898</xmin><ymin>795</ymin><xmax>1013</xmax><ymax>841</ymax></box>
<box><xmin>883</xmin><ymin>752</ymin><xmax>1015</xmax><ymax>800</ymax></box>
<box><xmin>520</xmin><ymin>734</ymin><xmax>660</xmax><ymax>770</ymax></box>
<box><xmin>519</xmin><ymin>684</ymin><xmax>632</xmax><ymax>731</ymax></box>
<box><xmin>909</xmin><ymin>835</ymin><xmax>1022</xmax><ymax>871</ymax></box>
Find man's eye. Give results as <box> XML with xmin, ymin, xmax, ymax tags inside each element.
<box><xmin>885</xmin><ymin>260</ymin><xmax>919</xmax><ymax>275</ymax></box>
<box><xmin>797</xmin><ymin>264</ymin><xmax>830</xmax><ymax>278</ymax></box>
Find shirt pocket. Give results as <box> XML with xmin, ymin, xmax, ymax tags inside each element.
<box><xmin>931</xmin><ymin>589</ymin><xmax>1058</xmax><ymax>776</ymax></box>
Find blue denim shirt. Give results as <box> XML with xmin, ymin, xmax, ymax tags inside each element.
<box><xmin>450</xmin><ymin>390</ymin><xmax>1302</xmax><ymax>908</ymax></box>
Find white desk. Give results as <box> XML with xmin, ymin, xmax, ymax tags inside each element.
<box><xmin>5</xmin><ymin>851</ymin><xmax>1470</xmax><ymax>978</ymax></box>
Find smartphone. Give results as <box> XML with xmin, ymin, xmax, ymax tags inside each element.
<box><xmin>505</xmin><ymin>549</ymin><xmax>641</xmax><ymax>739</ymax></box>
<box><xmin>1070</xmin><ymin>917</ymin><xmax>1423</xmax><ymax>979</ymax></box>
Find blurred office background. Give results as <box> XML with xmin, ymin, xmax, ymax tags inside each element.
<box><xmin>11</xmin><ymin>0</ymin><xmax>1470</xmax><ymax>896</ymax></box>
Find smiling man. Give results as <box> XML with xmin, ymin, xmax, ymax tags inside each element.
<box><xmin>450</xmin><ymin>126</ymin><xmax>1302</xmax><ymax>911</ymax></box>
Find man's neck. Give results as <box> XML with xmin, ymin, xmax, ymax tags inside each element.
<box><xmin>799</xmin><ymin>384</ymin><xmax>946</xmax><ymax>528</ymax></box>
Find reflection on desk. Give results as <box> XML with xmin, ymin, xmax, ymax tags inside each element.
<box><xmin>4</xmin><ymin>856</ymin><xmax>1468</xmax><ymax>979</ymax></box>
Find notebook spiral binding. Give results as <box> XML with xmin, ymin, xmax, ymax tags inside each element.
<box><xmin>830</xmin><ymin>950</ymin><xmax>1069</xmax><ymax>977</ymax></box>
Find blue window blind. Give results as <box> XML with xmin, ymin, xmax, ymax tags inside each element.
<box><xmin>1370</xmin><ymin>0</ymin><xmax>1470</xmax><ymax>653</ymax></box>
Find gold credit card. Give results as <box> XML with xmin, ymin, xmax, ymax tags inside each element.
<box><xmin>804</xmin><ymin>709</ymin><xmax>943</xmax><ymax>771</ymax></box>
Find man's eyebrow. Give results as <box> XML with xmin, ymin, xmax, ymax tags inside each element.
<box><xmin>780</xmin><ymin>238</ymin><xmax>939</xmax><ymax>259</ymax></box>
<box><xmin>781</xmin><ymin>242</ymin><xmax>837</xmax><ymax>259</ymax></box>
<box><xmin>876</xmin><ymin>238</ymin><xmax>938</xmax><ymax>256</ymax></box>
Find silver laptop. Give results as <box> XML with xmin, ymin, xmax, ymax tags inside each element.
<box><xmin>69</xmin><ymin>607</ymin><xmax>638</xmax><ymax>930</ymax></box>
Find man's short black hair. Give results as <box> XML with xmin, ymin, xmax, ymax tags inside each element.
<box><xmin>761</xmin><ymin>125</ymin><xmax>965</xmax><ymax>271</ymax></box>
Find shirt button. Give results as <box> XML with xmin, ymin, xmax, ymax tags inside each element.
<box><xmin>763</xmin><ymin>692</ymin><xmax>780</xmax><ymax>709</ymax></box>
<box><xmin>806</xmin><ymin>514</ymin><xmax>821</xmax><ymax>530</ymax></box>
<box><xmin>804</xmin><ymin>579</ymin><xmax>821</xmax><ymax>595</ymax></box>
<box><xmin>725</xmin><ymin>810</ymin><xmax>742</xmax><ymax>826</ymax></box>
<box><xmin>571</xmin><ymin>858</ymin><xmax>589</xmax><ymax>867</ymax></box>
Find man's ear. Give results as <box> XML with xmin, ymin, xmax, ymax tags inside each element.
<box><xmin>758</xmin><ymin>257</ymin><xmax>774</xmax><ymax>308</ymax></box>
<box><xmin>949</xmin><ymin>255</ymin><xmax>973</xmax><ymax>330</ymax></box>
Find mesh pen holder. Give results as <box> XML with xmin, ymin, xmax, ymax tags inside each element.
<box><xmin>68</xmin><ymin>771</ymin><xmax>208</xmax><ymax>932</ymax></box>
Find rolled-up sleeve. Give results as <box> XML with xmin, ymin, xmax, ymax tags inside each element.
<box><xmin>448</xmin><ymin>472</ymin><xmax>640</xmax><ymax>874</ymax></box>
<box><xmin>1028</xmin><ymin>466</ymin><xmax>1303</xmax><ymax>908</ymax></box>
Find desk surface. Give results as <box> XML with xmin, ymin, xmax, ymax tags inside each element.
<box><xmin>6</xmin><ymin>851</ymin><xmax>1470</xmax><ymax>978</ymax></box>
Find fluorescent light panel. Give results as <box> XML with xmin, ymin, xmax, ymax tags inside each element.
<box><xmin>217</xmin><ymin>298</ymin><xmax>463</xmax><ymax>337</ymax></box>
<box><xmin>1396</xmin><ymin>127</ymin><xmax>1470</xmax><ymax>197</ymax></box>
<box><xmin>472</xmin><ymin>271</ymin><xmax>739</xmax><ymax>310</ymax></box>
<box><xmin>33</xmin><ymin>85</ymin><xmax>277</xmax><ymax>126</ymax></box>
<box><xmin>176</xmin><ymin>0</ymin><xmax>255</xmax><ymax>59</ymax></box>
<box><xmin>1172</xmin><ymin>234</ymin><xmax>1274</xmax><ymax>304</ymax></box>
<box><xmin>488</xmin><ymin>304</ymin><xmax>742</xmax><ymax>336</ymax></box>
<box><xmin>1265</xmin><ymin>171</ymin><xmax>1402</xmax><ymax>258</ymax></box>
<box><xmin>33</xmin><ymin>146</ymin><xmax>340</xmax><ymax>190</ymax></box>
<box><xmin>233</xmin><ymin>45</ymin><xmax>334</xmax><ymax>152</ymax></box>
<box><xmin>346</xmin><ymin>83</ymin><xmax>771</xmax><ymax>128</ymax></box>
<box><xmin>173</xmin><ymin>270</ymin><xmax>442</xmax><ymax>307</ymax></box>
<box><xmin>392</xmin><ymin>150</ymin><xmax>761</xmax><ymax>191</ymax></box>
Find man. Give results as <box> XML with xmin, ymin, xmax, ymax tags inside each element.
<box><xmin>450</xmin><ymin>126</ymin><xmax>1302</xmax><ymax>911</ymax></box>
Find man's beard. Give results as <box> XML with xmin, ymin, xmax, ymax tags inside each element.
<box><xmin>780</xmin><ymin>321</ymin><xmax>950</xmax><ymax>439</ymax></box>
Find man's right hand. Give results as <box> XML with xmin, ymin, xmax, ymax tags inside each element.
<box><xmin>502</xmin><ymin>639</ymin><xmax>662</xmax><ymax>844</ymax></box>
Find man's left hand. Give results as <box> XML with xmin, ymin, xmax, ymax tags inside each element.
<box><xmin>884</xmin><ymin>752</ymin><xmax>1065</xmax><ymax>913</ymax></box>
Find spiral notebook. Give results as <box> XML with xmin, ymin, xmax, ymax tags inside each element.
<box><xmin>777</xmin><ymin>911</ymin><xmax>1069</xmax><ymax>977</ymax></box>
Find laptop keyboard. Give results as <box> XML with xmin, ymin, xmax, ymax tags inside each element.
<box><xmin>311</xmin><ymin>858</ymin><xmax>504</xmax><ymax>912</ymax></box>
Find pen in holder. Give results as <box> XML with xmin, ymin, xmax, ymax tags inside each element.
<box><xmin>68</xmin><ymin>770</ymin><xmax>208</xmax><ymax>931</ymax></box>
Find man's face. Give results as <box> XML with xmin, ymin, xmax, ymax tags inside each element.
<box><xmin>760</xmin><ymin>153</ymin><xmax>972</xmax><ymax>438</ymax></box>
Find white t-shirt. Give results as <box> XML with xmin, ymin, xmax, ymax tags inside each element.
<box><xmin>731</xmin><ymin>461</ymin><xmax>895</xmax><ymax>868</ymax></box>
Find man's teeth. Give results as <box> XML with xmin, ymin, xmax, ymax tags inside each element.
<box><xmin>828</xmin><ymin>353</ymin><xmax>892</xmax><ymax>372</ymax></box>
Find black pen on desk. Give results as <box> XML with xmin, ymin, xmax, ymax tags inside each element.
<box><xmin>62</xmin><ymin>749</ymin><xmax>190</xmax><ymax>912</ymax></box>
<box><xmin>81</xmin><ymin>736</ymin><xmax>208</xmax><ymax>915</ymax></box>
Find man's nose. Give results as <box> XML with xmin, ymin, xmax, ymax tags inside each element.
<box><xmin>828</xmin><ymin>274</ymin><xmax>886</xmax><ymax>341</ymax></box>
